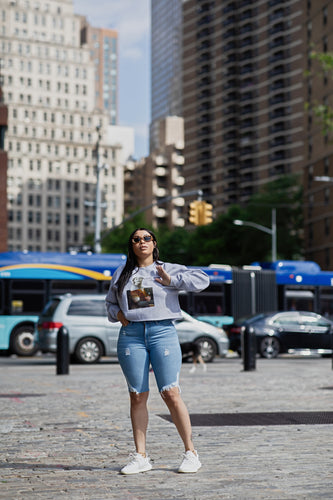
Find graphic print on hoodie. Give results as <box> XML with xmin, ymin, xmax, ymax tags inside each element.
<box><xmin>127</xmin><ymin>275</ymin><xmax>155</xmax><ymax>309</ymax></box>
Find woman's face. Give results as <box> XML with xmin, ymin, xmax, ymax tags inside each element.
<box><xmin>131</xmin><ymin>230</ymin><xmax>155</xmax><ymax>261</ymax></box>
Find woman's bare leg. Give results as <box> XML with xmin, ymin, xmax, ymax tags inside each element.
<box><xmin>161</xmin><ymin>387</ymin><xmax>195</xmax><ymax>452</ymax></box>
<box><xmin>130</xmin><ymin>391</ymin><xmax>149</xmax><ymax>455</ymax></box>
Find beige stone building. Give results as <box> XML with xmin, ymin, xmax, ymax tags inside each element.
<box><xmin>125</xmin><ymin>116</ymin><xmax>186</xmax><ymax>229</ymax></box>
<box><xmin>0</xmin><ymin>82</ymin><xmax>8</xmax><ymax>251</ymax></box>
<box><xmin>0</xmin><ymin>0</ymin><xmax>123</xmax><ymax>252</ymax></box>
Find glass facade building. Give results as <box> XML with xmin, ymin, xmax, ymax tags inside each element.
<box><xmin>150</xmin><ymin>0</ymin><xmax>183</xmax><ymax>151</ymax></box>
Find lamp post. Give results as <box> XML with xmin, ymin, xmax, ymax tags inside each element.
<box><xmin>233</xmin><ymin>208</ymin><xmax>277</xmax><ymax>262</ymax></box>
<box><xmin>93</xmin><ymin>124</ymin><xmax>109</xmax><ymax>254</ymax></box>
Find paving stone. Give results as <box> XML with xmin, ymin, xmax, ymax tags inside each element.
<box><xmin>0</xmin><ymin>355</ymin><xmax>332</xmax><ymax>499</ymax></box>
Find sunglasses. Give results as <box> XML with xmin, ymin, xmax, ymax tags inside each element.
<box><xmin>132</xmin><ymin>235</ymin><xmax>153</xmax><ymax>244</ymax></box>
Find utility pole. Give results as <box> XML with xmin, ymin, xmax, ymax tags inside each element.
<box><xmin>93</xmin><ymin>124</ymin><xmax>107</xmax><ymax>254</ymax></box>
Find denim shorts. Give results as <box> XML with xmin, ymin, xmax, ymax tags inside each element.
<box><xmin>117</xmin><ymin>319</ymin><xmax>182</xmax><ymax>394</ymax></box>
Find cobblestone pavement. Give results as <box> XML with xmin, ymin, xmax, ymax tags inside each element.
<box><xmin>0</xmin><ymin>354</ymin><xmax>332</xmax><ymax>500</ymax></box>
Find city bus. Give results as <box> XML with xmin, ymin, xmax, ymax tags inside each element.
<box><xmin>1</xmin><ymin>251</ymin><xmax>333</xmax><ymax>357</ymax></box>
<box><xmin>0</xmin><ymin>251</ymin><xmax>126</xmax><ymax>356</ymax></box>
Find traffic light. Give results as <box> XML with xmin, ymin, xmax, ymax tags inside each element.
<box><xmin>189</xmin><ymin>200</ymin><xmax>200</xmax><ymax>225</ymax></box>
<box><xmin>201</xmin><ymin>201</ymin><xmax>213</xmax><ymax>225</ymax></box>
<box><xmin>189</xmin><ymin>200</ymin><xmax>213</xmax><ymax>225</ymax></box>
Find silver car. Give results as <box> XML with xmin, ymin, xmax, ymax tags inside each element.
<box><xmin>37</xmin><ymin>294</ymin><xmax>229</xmax><ymax>364</ymax></box>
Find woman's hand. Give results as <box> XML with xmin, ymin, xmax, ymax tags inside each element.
<box><xmin>155</xmin><ymin>265</ymin><xmax>171</xmax><ymax>286</ymax></box>
<box><xmin>117</xmin><ymin>310</ymin><xmax>129</xmax><ymax>326</ymax></box>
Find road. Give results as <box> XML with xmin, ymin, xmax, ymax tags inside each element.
<box><xmin>0</xmin><ymin>353</ymin><xmax>333</xmax><ymax>499</ymax></box>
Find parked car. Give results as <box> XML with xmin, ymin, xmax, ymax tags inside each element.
<box><xmin>36</xmin><ymin>294</ymin><xmax>229</xmax><ymax>364</ymax></box>
<box><xmin>226</xmin><ymin>311</ymin><xmax>333</xmax><ymax>359</ymax></box>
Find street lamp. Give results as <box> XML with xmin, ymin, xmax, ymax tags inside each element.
<box><xmin>233</xmin><ymin>208</ymin><xmax>277</xmax><ymax>262</ymax></box>
<box><xmin>314</xmin><ymin>176</ymin><xmax>333</xmax><ymax>182</ymax></box>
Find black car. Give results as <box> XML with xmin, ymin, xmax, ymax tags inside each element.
<box><xmin>226</xmin><ymin>311</ymin><xmax>333</xmax><ymax>359</ymax></box>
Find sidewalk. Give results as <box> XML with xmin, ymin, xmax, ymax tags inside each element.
<box><xmin>0</xmin><ymin>355</ymin><xmax>332</xmax><ymax>499</ymax></box>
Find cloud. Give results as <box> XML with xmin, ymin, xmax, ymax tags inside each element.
<box><xmin>73</xmin><ymin>0</ymin><xmax>150</xmax><ymax>60</ymax></box>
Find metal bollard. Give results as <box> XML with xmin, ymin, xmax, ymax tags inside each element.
<box><xmin>56</xmin><ymin>326</ymin><xmax>70</xmax><ymax>375</ymax></box>
<box><xmin>242</xmin><ymin>325</ymin><xmax>256</xmax><ymax>371</ymax></box>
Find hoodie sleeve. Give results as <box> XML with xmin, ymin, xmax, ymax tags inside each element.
<box><xmin>105</xmin><ymin>265</ymin><xmax>125</xmax><ymax>323</ymax></box>
<box><xmin>165</xmin><ymin>263</ymin><xmax>210</xmax><ymax>292</ymax></box>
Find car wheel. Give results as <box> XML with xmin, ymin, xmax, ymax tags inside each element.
<box><xmin>74</xmin><ymin>337</ymin><xmax>103</xmax><ymax>364</ymax></box>
<box><xmin>10</xmin><ymin>326</ymin><xmax>38</xmax><ymax>356</ymax></box>
<box><xmin>259</xmin><ymin>336</ymin><xmax>280</xmax><ymax>359</ymax></box>
<box><xmin>194</xmin><ymin>337</ymin><xmax>217</xmax><ymax>363</ymax></box>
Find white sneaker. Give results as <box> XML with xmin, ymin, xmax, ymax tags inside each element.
<box><xmin>178</xmin><ymin>450</ymin><xmax>201</xmax><ymax>473</ymax></box>
<box><xmin>120</xmin><ymin>453</ymin><xmax>152</xmax><ymax>475</ymax></box>
<box><xmin>189</xmin><ymin>365</ymin><xmax>196</xmax><ymax>374</ymax></box>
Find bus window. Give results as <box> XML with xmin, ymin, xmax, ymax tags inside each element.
<box><xmin>285</xmin><ymin>288</ymin><xmax>314</xmax><ymax>311</ymax></box>
<box><xmin>102</xmin><ymin>281</ymin><xmax>112</xmax><ymax>293</ymax></box>
<box><xmin>9</xmin><ymin>279</ymin><xmax>47</xmax><ymax>314</ymax></box>
<box><xmin>193</xmin><ymin>283</ymin><xmax>226</xmax><ymax>315</ymax></box>
<box><xmin>178</xmin><ymin>284</ymin><xmax>226</xmax><ymax>316</ymax></box>
<box><xmin>319</xmin><ymin>287</ymin><xmax>333</xmax><ymax>319</ymax></box>
<box><xmin>193</xmin><ymin>295</ymin><xmax>224</xmax><ymax>315</ymax></box>
<box><xmin>0</xmin><ymin>280</ymin><xmax>3</xmax><ymax>314</ymax></box>
<box><xmin>51</xmin><ymin>280</ymin><xmax>99</xmax><ymax>295</ymax></box>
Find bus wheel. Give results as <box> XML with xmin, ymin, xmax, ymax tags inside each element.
<box><xmin>10</xmin><ymin>326</ymin><xmax>38</xmax><ymax>356</ymax></box>
<box><xmin>74</xmin><ymin>337</ymin><xmax>103</xmax><ymax>364</ymax></box>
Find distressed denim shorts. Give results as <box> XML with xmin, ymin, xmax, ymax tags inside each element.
<box><xmin>117</xmin><ymin>319</ymin><xmax>182</xmax><ymax>394</ymax></box>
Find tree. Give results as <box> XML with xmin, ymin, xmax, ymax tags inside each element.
<box><xmin>188</xmin><ymin>175</ymin><xmax>303</xmax><ymax>266</ymax></box>
<box><xmin>87</xmin><ymin>175</ymin><xmax>303</xmax><ymax>267</ymax></box>
<box><xmin>99</xmin><ymin>212</ymin><xmax>151</xmax><ymax>254</ymax></box>
<box><xmin>306</xmin><ymin>50</ymin><xmax>333</xmax><ymax>136</ymax></box>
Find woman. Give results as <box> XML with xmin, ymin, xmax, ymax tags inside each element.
<box><xmin>105</xmin><ymin>228</ymin><xmax>210</xmax><ymax>474</ymax></box>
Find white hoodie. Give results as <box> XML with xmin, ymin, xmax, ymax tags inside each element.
<box><xmin>105</xmin><ymin>261</ymin><xmax>210</xmax><ymax>323</ymax></box>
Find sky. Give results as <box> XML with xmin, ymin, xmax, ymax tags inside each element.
<box><xmin>73</xmin><ymin>0</ymin><xmax>151</xmax><ymax>159</ymax></box>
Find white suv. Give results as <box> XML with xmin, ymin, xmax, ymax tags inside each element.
<box><xmin>37</xmin><ymin>294</ymin><xmax>229</xmax><ymax>364</ymax></box>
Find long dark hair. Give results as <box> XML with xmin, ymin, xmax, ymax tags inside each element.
<box><xmin>116</xmin><ymin>228</ymin><xmax>160</xmax><ymax>296</ymax></box>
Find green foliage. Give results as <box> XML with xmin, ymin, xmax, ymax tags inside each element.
<box><xmin>306</xmin><ymin>49</ymin><xmax>333</xmax><ymax>135</ymax></box>
<box><xmin>155</xmin><ymin>225</ymin><xmax>192</xmax><ymax>264</ymax></box>
<box><xmin>310</xmin><ymin>50</ymin><xmax>333</xmax><ymax>76</ymax></box>
<box><xmin>99</xmin><ymin>212</ymin><xmax>151</xmax><ymax>254</ymax></box>
<box><xmin>93</xmin><ymin>175</ymin><xmax>303</xmax><ymax>266</ymax></box>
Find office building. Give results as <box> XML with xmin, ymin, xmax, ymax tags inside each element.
<box><xmin>0</xmin><ymin>0</ymin><xmax>123</xmax><ymax>252</ymax></box>
<box><xmin>80</xmin><ymin>19</ymin><xmax>118</xmax><ymax>125</ymax></box>
<box><xmin>150</xmin><ymin>0</ymin><xmax>183</xmax><ymax>152</ymax></box>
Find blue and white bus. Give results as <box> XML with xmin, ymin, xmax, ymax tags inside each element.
<box><xmin>0</xmin><ymin>251</ymin><xmax>235</xmax><ymax>356</ymax></box>
<box><xmin>1</xmin><ymin>251</ymin><xmax>333</xmax><ymax>357</ymax></box>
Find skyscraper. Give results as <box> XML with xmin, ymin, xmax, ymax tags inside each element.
<box><xmin>150</xmin><ymin>0</ymin><xmax>183</xmax><ymax>152</ymax></box>
<box><xmin>80</xmin><ymin>20</ymin><xmax>118</xmax><ymax>125</ymax></box>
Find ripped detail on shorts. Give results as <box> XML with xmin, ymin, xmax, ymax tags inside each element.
<box><xmin>160</xmin><ymin>372</ymin><xmax>181</xmax><ymax>397</ymax></box>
